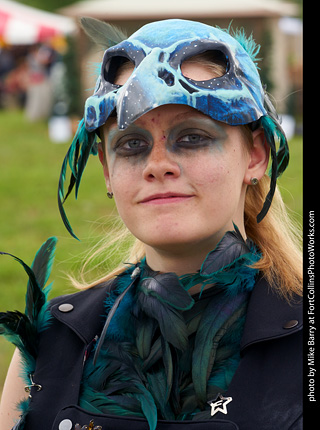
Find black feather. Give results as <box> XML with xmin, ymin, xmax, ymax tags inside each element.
<box><xmin>201</xmin><ymin>225</ymin><xmax>250</xmax><ymax>275</ymax></box>
<box><xmin>137</xmin><ymin>292</ymin><xmax>189</xmax><ymax>351</ymax></box>
<box><xmin>0</xmin><ymin>251</ymin><xmax>43</xmax><ymax>322</ymax></box>
<box><xmin>135</xmin><ymin>314</ymin><xmax>156</xmax><ymax>360</ymax></box>
<box><xmin>93</xmin><ymin>268</ymin><xmax>141</xmax><ymax>365</ymax></box>
<box><xmin>0</xmin><ymin>238</ymin><xmax>57</xmax><ymax>361</ymax></box>
<box><xmin>58</xmin><ymin>149</ymin><xmax>79</xmax><ymax>240</ymax></box>
<box><xmin>256</xmin><ymin>123</ymin><xmax>278</xmax><ymax>223</ymax></box>
<box><xmin>139</xmin><ymin>273</ymin><xmax>194</xmax><ymax>310</ymax></box>
<box><xmin>29</xmin><ymin>237</ymin><xmax>57</xmax><ymax>290</ymax></box>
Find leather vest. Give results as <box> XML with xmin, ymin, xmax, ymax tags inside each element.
<box><xmin>20</xmin><ymin>277</ymin><xmax>302</xmax><ymax>430</ymax></box>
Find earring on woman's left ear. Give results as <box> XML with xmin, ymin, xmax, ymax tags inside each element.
<box><xmin>250</xmin><ymin>177</ymin><xmax>259</xmax><ymax>186</ymax></box>
<box><xmin>107</xmin><ymin>191</ymin><xmax>114</xmax><ymax>199</ymax></box>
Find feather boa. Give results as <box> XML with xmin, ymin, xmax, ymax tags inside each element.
<box><xmin>79</xmin><ymin>228</ymin><xmax>261</xmax><ymax>429</ymax></box>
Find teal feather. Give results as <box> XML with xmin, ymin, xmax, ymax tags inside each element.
<box><xmin>161</xmin><ymin>336</ymin><xmax>173</xmax><ymax>401</ymax></box>
<box><xmin>136</xmin><ymin>315</ymin><xmax>156</xmax><ymax>360</ymax></box>
<box><xmin>135</xmin><ymin>386</ymin><xmax>158</xmax><ymax>430</ymax></box>
<box><xmin>61</xmin><ymin>18</ymin><xmax>127</xmax><ymax>239</ymax></box>
<box><xmin>93</xmin><ymin>269</ymin><xmax>140</xmax><ymax>365</ymax></box>
<box><xmin>57</xmin><ymin>119</ymin><xmax>98</xmax><ymax>240</ymax></box>
<box><xmin>229</xmin><ymin>27</ymin><xmax>261</xmax><ymax>67</ymax></box>
<box><xmin>26</xmin><ymin>237</ymin><xmax>57</xmax><ymax>323</ymax></box>
<box><xmin>29</xmin><ymin>237</ymin><xmax>56</xmax><ymax>291</ymax></box>
<box><xmin>0</xmin><ymin>238</ymin><xmax>57</xmax><ymax>386</ymax></box>
<box><xmin>147</xmin><ymin>369</ymin><xmax>176</xmax><ymax>420</ymax></box>
<box><xmin>200</xmin><ymin>224</ymin><xmax>250</xmax><ymax>276</ymax></box>
<box><xmin>74</xmin><ymin>127</ymin><xmax>98</xmax><ymax>199</ymax></box>
<box><xmin>58</xmin><ymin>149</ymin><xmax>78</xmax><ymax>240</ymax></box>
<box><xmin>139</xmin><ymin>271</ymin><xmax>194</xmax><ymax>311</ymax></box>
<box><xmin>81</xmin><ymin>339</ymin><xmax>158</xmax><ymax>430</ymax></box>
<box><xmin>137</xmin><ymin>291</ymin><xmax>189</xmax><ymax>351</ymax></box>
<box><xmin>135</xmin><ymin>267</ymin><xmax>194</xmax><ymax>351</ymax></box>
<box><xmin>79</xmin><ymin>230</ymin><xmax>261</xmax><ymax>426</ymax></box>
<box><xmin>257</xmin><ymin>115</ymin><xmax>285</xmax><ymax>223</ymax></box>
<box><xmin>141</xmin><ymin>336</ymin><xmax>162</xmax><ymax>372</ymax></box>
<box><xmin>192</xmin><ymin>294</ymin><xmax>247</xmax><ymax>406</ymax></box>
<box><xmin>261</xmin><ymin>115</ymin><xmax>289</xmax><ymax>178</ymax></box>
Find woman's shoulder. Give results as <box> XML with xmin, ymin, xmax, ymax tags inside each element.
<box><xmin>50</xmin><ymin>279</ymin><xmax>116</xmax><ymax>307</ymax></box>
<box><xmin>49</xmin><ymin>279</ymin><xmax>117</xmax><ymax>322</ymax></box>
<box><xmin>45</xmin><ymin>279</ymin><xmax>117</xmax><ymax>344</ymax></box>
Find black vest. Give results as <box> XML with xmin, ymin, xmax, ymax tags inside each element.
<box><xmin>22</xmin><ymin>277</ymin><xmax>302</xmax><ymax>430</ymax></box>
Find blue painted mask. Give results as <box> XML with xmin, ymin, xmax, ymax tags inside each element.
<box><xmin>84</xmin><ymin>19</ymin><xmax>267</xmax><ymax>132</ymax></box>
<box><xmin>58</xmin><ymin>19</ymin><xmax>289</xmax><ymax>239</ymax></box>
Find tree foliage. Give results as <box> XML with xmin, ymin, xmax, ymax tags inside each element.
<box><xmin>14</xmin><ymin>0</ymin><xmax>78</xmax><ymax>13</ymax></box>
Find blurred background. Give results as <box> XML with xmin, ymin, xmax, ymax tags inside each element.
<box><xmin>0</xmin><ymin>0</ymin><xmax>302</xmax><ymax>393</ymax></box>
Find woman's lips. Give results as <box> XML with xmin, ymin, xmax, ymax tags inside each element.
<box><xmin>139</xmin><ymin>192</ymin><xmax>194</xmax><ymax>205</ymax></box>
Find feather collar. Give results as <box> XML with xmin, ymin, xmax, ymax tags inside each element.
<box><xmin>79</xmin><ymin>227</ymin><xmax>261</xmax><ymax>428</ymax></box>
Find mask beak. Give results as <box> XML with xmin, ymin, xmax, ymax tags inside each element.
<box><xmin>115</xmin><ymin>51</ymin><xmax>191</xmax><ymax>130</ymax></box>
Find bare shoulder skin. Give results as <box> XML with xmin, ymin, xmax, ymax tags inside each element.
<box><xmin>0</xmin><ymin>349</ymin><xmax>28</xmax><ymax>430</ymax></box>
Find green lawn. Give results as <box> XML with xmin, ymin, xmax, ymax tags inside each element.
<box><xmin>0</xmin><ymin>109</ymin><xmax>302</xmax><ymax>391</ymax></box>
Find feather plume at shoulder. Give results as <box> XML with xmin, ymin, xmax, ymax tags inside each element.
<box><xmin>80</xmin><ymin>17</ymin><xmax>127</xmax><ymax>50</ymax></box>
<box><xmin>0</xmin><ymin>238</ymin><xmax>57</xmax><ymax>378</ymax></box>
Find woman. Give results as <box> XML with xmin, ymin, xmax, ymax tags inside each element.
<box><xmin>0</xmin><ymin>18</ymin><xmax>302</xmax><ymax>430</ymax></box>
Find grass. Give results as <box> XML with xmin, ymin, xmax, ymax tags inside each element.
<box><xmin>0</xmin><ymin>109</ymin><xmax>302</xmax><ymax>391</ymax></box>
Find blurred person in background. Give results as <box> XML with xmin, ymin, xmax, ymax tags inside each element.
<box><xmin>24</xmin><ymin>43</ymin><xmax>56</xmax><ymax>121</ymax></box>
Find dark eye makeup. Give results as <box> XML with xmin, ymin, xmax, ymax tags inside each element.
<box><xmin>107</xmin><ymin>116</ymin><xmax>227</xmax><ymax>158</ymax></box>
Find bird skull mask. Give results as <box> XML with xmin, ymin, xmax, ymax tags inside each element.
<box><xmin>84</xmin><ymin>19</ymin><xmax>267</xmax><ymax>132</ymax></box>
<box><xmin>58</xmin><ymin>18</ymin><xmax>289</xmax><ymax>239</ymax></box>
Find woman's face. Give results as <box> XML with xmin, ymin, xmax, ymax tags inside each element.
<box><xmin>100</xmin><ymin>105</ymin><xmax>260</xmax><ymax>258</ymax></box>
<box><xmin>100</xmin><ymin>62</ymin><xmax>267</xmax><ymax>270</ymax></box>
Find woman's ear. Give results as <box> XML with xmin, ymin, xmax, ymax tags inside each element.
<box><xmin>244</xmin><ymin>128</ymin><xmax>270</xmax><ymax>185</ymax></box>
<box><xmin>98</xmin><ymin>143</ymin><xmax>112</xmax><ymax>191</ymax></box>
<box><xmin>98</xmin><ymin>143</ymin><xmax>105</xmax><ymax>166</ymax></box>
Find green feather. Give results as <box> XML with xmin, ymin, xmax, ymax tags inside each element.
<box><xmin>192</xmin><ymin>294</ymin><xmax>247</xmax><ymax>406</ymax></box>
<box><xmin>136</xmin><ymin>315</ymin><xmax>156</xmax><ymax>360</ymax></box>
<box><xmin>137</xmin><ymin>292</ymin><xmax>189</xmax><ymax>351</ymax></box>
<box><xmin>0</xmin><ymin>238</ymin><xmax>57</xmax><ymax>385</ymax></box>
<box><xmin>29</xmin><ymin>237</ymin><xmax>57</xmax><ymax>290</ymax></box>
<box><xmin>147</xmin><ymin>369</ymin><xmax>175</xmax><ymax>421</ymax></box>
<box><xmin>57</xmin><ymin>119</ymin><xmax>98</xmax><ymax>240</ymax></box>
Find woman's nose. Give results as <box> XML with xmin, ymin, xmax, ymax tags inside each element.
<box><xmin>142</xmin><ymin>141</ymin><xmax>181</xmax><ymax>182</ymax></box>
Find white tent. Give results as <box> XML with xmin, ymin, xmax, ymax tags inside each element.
<box><xmin>60</xmin><ymin>0</ymin><xmax>298</xmax><ymax>19</ymax></box>
<box><xmin>0</xmin><ymin>0</ymin><xmax>76</xmax><ymax>45</ymax></box>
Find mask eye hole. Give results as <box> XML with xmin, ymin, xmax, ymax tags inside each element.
<box><xmin>104</xmin><ymin>56</ymin><xmax>135</xmax><ymax>86</ymax></box>
<box><xmin>181</xmin><ymin>50</ymin><xmax>228</xmax><ymax>81</ymax></box>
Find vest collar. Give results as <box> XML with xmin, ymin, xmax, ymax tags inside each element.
<box><xmin>51</xmin><ymin>280</ymin><xmax>115</xmax><ymax>344</ymax></box>
<box><xmin>240</xmin><ymin>276</ymin><xmax>302</xmax><ymax>351</ymax></box>
<box><xmin>51</xmin><ymin>276</ymin><xmax>302</xmax><ymax>349</ymax></box>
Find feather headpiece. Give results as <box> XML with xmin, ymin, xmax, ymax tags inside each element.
<box><xmin>58</xmin><ymin>18</ymin><xmax>128</xmax><ymax>240</ymax></box>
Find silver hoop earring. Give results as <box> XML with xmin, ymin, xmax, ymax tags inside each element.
<box><xmin>107</xmin><ymin>191</ymin><xmax>114</xmax><ymax>199</ymax></box>
<box><xmin>250</xmin><ymin>177</ymin><xmax>259</xmax><ymax>186</ymax></box>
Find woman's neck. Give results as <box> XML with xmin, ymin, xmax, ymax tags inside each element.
<box><xmin>143</xmin><ymin>238</ymin><xmax>219</xmax><ymax>277</ymax></box>
<box><xmin>143</xmin><ymin>224</ymin><xmax>247</xmax><ymax>278</ymax></box>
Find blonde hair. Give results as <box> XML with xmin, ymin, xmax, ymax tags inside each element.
<box><xmin>71</xmin><ymin>53</ymin><xmax>302</xmax><ymax>301</ymax></box>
